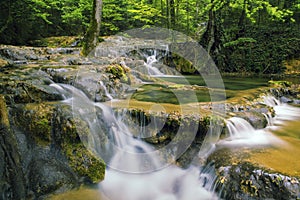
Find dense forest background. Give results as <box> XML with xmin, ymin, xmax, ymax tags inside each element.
<box><xmin>0</xmin><ymin>0</ymin><xmax>299</xmax><ymax>74</ymax></box>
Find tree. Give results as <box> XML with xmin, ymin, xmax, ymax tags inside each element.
<box><xmin>199</xmin><ymin>0</ymin><xmax>298</xmax><ymax>73</ymax></box>
<box><xmin>82</xmin><ymin>0</ymin><xmax>103</xmax><ymax>56</ymax></box>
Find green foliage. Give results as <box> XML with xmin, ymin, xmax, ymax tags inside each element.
<box><xmin>0</xmin><ymin>0</ymin><xmax>299</xmax><ymax>75</ymax></box>
<box><xmin>224</xmin><ymin>38</ymin><xmax>257</xmax><ymax>48</ymax></box>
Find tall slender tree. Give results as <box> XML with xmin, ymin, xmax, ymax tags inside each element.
<box><xmin>82</xmin><ymin>0</ymin><xmax>103</xmax><ymax>56</ymax></box>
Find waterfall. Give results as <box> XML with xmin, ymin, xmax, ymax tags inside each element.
<box><xmin>217</xmin><ymin>94</ymin><xmax>300</xmax><ymax>147</ymax></box>
<box><xmin>263</xmin><ymin>113</ymin><xmax>274</xmax><ymax>126</ymax></box>
<box><xmin>143</xmin><ymin>49</ymin><xmax>165</xmax><ymax>76</ymax></box>
<box><xmin>50</xmin><ymin>83</ymin><xmax>218</xmax><ymax>200</ymax></box>
<box><xmin>217</xmin><ymin>116</ymin><xmax>282</xmax><ymax>147</ymax></box>
<box><xmin>226</xmin><ymin>117</ymin><xmax>255</xmax><ymax>139</ymax></box>
<box><xmin>262</xmin><ymin>95</ymin><xmax>300</xmax><ymax>126</ymax></box>
<box><xmin>99</xmin><ymin>81</ymin><xmax>113</xmax><ymax>100</ymax></box>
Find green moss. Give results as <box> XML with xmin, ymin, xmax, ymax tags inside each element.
<box><xmin>0</xmin><ymin>95</ymin><xmax>9</xmax><ymax>128</ymax></box>
<box><xmin>268</xmin><ymin>80</ymin><xmax>292</xmax><ymax>87</ymax></box>
<box><xmin>13</xmin><ymin>103</ymin><xmax>53</xmax><ymax>146</ymax></box>
<box><xmin>105</xmin><ymin>64</ymin><xmax>129</xmax><ymax>83</ymax></box>
<box><xmin>29</xmin><ymin>36</ymin><xmax>80</xmax><ymax>47</ymax></box>
<box><xmin>65</xmin><ymin>144</ymin><xmax>105</xmax><ymax>183</ymax></box>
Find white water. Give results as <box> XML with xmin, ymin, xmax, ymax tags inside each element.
<box><xmin>50</xmin><ymin>83</ymin><xmax>218</xmax><ymax>200</ymax></box>
<box><xmin>263</xmin><ymin>113</ymin><xmax>274</xmax><ymax>126</ymax></box>
<box><xmin>218</xmin><ymin>117</ymin><xmax>281</xmax><ymax>147</ymax></box>
<box><xmin>143</xmin><ymin>50</ymin><xmax>165</xmax><ymax>76</ymax></box>
<box><xmin>99</xmin><ymin>81</ymin><xmax>113</xmax><ymax>100</ymax></box>
<box><xmin>262</xmin><ymin>95</ymin><xmax>300</xmax><ymax>126</ymax></box>
<box><xmin>218</xmin><ymin>95</ymin><xmax>300</xmax><ymax>147</ymax></box>
<box><xmin>50</xmin><ymin>81</ymin><xmax>300</xmax><ymax>199</ymax></box>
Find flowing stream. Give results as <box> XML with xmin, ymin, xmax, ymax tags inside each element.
<box><xmin>49</xmin><ymin>66</ymin><xmax>300</xmax><ymax>200</ymax></box>
<box><xmin>49</xmin><ymin>80</ymin><xmax>300</xmax><ymax>200</ymax></box>
<box><xmin>51</xmin><ymin>83</ymin><xmax>219</xmax><ymax>200</ymax></box>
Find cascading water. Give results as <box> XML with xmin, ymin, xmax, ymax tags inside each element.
<box><xmin>262</xmin><ymin>95</ymin><xmax>300</xmax><ymax>126</ymax></box>
<box><xmin>217</xmin><ymin>116</ymin><xmax>281</xmax><ymax>147</ymax></box>
<box><xmin>218</xmin><ymin>94</ymin><xmax>300</xmax><ymax>147</ymax></box>
<box><xmin>262</xmin><ymin>113</ymin><xmax>274</xmax><ymax>126</ymax></box>
<box><xmin>99</xmin><ymin>81</ymin><xmax>113</xmax><ymax>100</ymax></box>
<box><xmin>50</xmin><ymin>83</ymin><xmax>219</xmax><ymax>200</ymax></box>
<box><xmin>143</xmin><ymin>49</ymin><xmax>165</xmax><ymax>76</ymax></box>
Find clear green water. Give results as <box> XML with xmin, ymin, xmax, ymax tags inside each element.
<box><xmin>131</xmin><ymin>84</ymin><xmax>212</xmax><ymax>104</ymax></box>
<box><xmin>131</xmin><ymin>76</ymin><xmax>271</xmax><ymax>104</ymax></box>
<box><xmin>159</xmin><ymin>75</ymin><xmax>270</xmax><ymax>90</ymax></box>
<box><xmin>131</xmin><ymin>75</ymin><xmax>300</xmax><ymax>104</ymax></box>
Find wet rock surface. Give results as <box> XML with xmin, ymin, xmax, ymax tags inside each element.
<box><xmin>0</xmin><ymin>42</ymin><xmax>300</xmax><ymax>199</ymax></box>
<box><xmin>208</xmin><ymin>149</ymin><xmax>300</xmax><ymax>200</ymax></box>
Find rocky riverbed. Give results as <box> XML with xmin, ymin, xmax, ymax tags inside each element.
<box><xmin>1</xmin><ymin>41</ymin><xmax>300</xmax><ymax>199</ymax></box>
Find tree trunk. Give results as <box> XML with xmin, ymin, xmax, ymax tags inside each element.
<box><xmin>170</xmin><ymin>0</ymin><xmax>176</xmax><ymax>28</ymax></box>
<box><xmin>236</xmin><ymin>0</ymin><xmax>247</xmax><ymax>38</ymax></box>
<box><xmin>81</xmin><ymin>0</ymin><xmax>103</xmax><ymax>56</ymax></box>
<box><xmin>199</xmin><ymin>1</ymin><xmax>225</xmax><ymax>69</ymax></box>
<box><xmin>166</xmin><ymin>0</ymin><xmax>170</xmax><ymax>29</ymax></box>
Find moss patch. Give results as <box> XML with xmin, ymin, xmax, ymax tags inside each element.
<box><xmin>0</xmin><ymin>95</ymin><xmax>9</xmax><ymax>127</ymax></box>
<box><xmin>65</xmin><ymin>144</ymin><xmax>105</xmax><ymax>183</ymax></box>
<box><xmin>105</xmin><ymin>64</ymin><xmax>129</xmax><ymax>83</ymax></box>
<box><xmin>29</xmin><ymin>36</ymin><xmax>81</xmax><ymax>47</ymax></box>
<box><xmin>13</xmin><ymin>103</ymin><xmax>53</xmax><ymax>146</ymax></box>
<box><xmin>0</xmin><ymin>58</ymin><xmax>9</xmax><ymax>68</ymax></box>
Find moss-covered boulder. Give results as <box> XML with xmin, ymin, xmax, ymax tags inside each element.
<box><xmin>105</xmin><ymin>63</ymin><xmax>130</xmax><ymax>83</ymax></box>
<box><xmin>52</xmin><ymin>104</ymin><xmax>106</xmax><ymax>183</ymax></box>
<box><xmin>12</xmin><ymin>103</ymin><xmax>52</xmax><ymax>145</ymax></box>
<box><xmin>164</xmin><ymin>52</ymin><xmax>195</xmax><ymax>74</ymax></box>
<box><xmin>9</xmin><ymin>102</ymin><xmax>105</xmax><ymax>198</ymax></box>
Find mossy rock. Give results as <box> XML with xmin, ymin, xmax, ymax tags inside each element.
<box><xmin>52</xmin><ymin>105</ymin><xmax>106</xmax><ymax>183</ymax></box>
<box><xmin>13</xmin><ymin>103</ymin><xmax>53</xmax><ymax>146</ymax></box>
<box><xmin>165</xmin><ymin>53</ymin><xmax>195</xmax><ymax>74</ymax></box>
<box><xmin>29</xmin><ymin>36</ymin><xmax>81</xmax><ymax>47</ymax></box>
<box><xmin>0</xmin><ymin>95</ymin><xmax>9</xmax><ymax>127</ymax></box>
<box><xmin>0</xmin><ymin>58</ymin><xmax>9</xmax><ymax>68</ymax></box>
<box><xmin>268</xmin><ymin>80</ymin><xmax>292</xmax><ymax>87</ymax></box>
<box><xmin>105</xmin><ymin>64</ymin><xmax>129</xmax><ymax>83</ymax></box>
<box><xmin>208</xmin><ymin>148</ymin><xmax>300</xmax><ymax>200</ymax></box>
<box><xmin>65</xmin><ymin>144</ymin><xmax>105</xmax><ymax>183</ymax></box>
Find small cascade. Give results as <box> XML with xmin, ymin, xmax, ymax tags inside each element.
<box><xmin>199</xmin><ymin>162</ymin><xmax>218</xmax><ymax>192</ymax></box>
<box><xmin>218</xmin><ymin>117</ymin><xmax>281</xmax><ymax>147</ymax></box>
<box><xmin>216</xmin><ymin>94</ymin><xmax>300</xmax><ymax>147</ymax></box>
<box><xmin>262</xmin><ymin>95</ymin><xmax>300</xmax><ymax>125</ymax></box>
<box><xmin>52</xmin><ymin>83</ymin><xmax>218</xmax><ymax>200</ymax></box>
<box><xmin>99</xmin><ymin>81</ymin><xmax>113</xmax><ymax>100</ymax></box>
<box><xmin>226</xmin><ymin>117</ymin><xmax>255</xmax><ymax>139</ymax></box>
<box><xmin>143</xmin><ymin>49</ymin><xmax>164</xmax><ymax>76</ymax></box>
<box><xmin>263</xmin><ymin>113</ymin><xmax>274</xmax><ymax>126</ymax></box>
<box><xmin>262</xmin><ymin>95</ymin><xmax>281</xmax><ymax>107</ymax></box>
